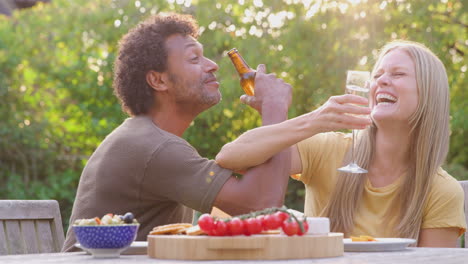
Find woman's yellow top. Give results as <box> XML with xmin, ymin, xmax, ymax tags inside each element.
<box><xmin>296</xmin><ymin>132</ymin><xmax>466</xmax><ymax>237</ymax></box>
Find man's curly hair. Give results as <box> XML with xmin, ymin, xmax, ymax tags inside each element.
<box><xmin>113</xmin><ymin>13</ymin><xmax>199</xmax><ymax>116</ymax></box>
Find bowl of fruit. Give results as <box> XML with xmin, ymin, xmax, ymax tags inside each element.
<box><xmin>73</xmin><ymin>212</ymin><xmax>139</xmax><ymax>258</ymax></box>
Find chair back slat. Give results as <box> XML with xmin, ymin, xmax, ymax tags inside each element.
<box><xmin>0</xmin><ymin>200</ymin><xmax>64</xmax><ymax>255</ymax></box>
<box><xmin>0</xmin><ymin>222</ymin><xmax>8</xmax><ymax>254</ymax></box>
<box><xmin>36</xmin><ymin>219</ymin><xmax>56</xmax><ymax>253</ymax></box>
<box><xmin>21</xmin><ymin>220</ymin><xmax>40</xmax><ymax>253</ymax></box>
<box><xmin>4</xmin><ymin>221</ymin><xmax>23</xmax><ymax>254</ymax></box>
<box><xmin>459</xmin><ymin>181</ymin><xmax>468</xmax><ymax>248</ymax></box>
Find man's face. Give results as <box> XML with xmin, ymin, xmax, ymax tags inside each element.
<box><xmin>165</xmin><ymin>34</ymin><xmax>220</xmax><ymax>111</ymax></box>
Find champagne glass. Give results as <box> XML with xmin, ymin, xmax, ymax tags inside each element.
<box><xmin>338</xmin><ymin>70</ymin><xmax>370</xmax><ymax>174</ymax></box>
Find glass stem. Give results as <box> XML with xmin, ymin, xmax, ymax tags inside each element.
<box><xmin>351</xmin><ymin>129</ymin><xmax>356</xmax><ymax>164</ymax></box>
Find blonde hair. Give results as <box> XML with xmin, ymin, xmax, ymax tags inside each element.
<box><xmin>322</xmin><ymin>40</ymin><xmax>450</xmax><ymax>241</ymax></box>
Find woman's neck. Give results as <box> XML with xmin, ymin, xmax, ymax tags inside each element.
<box><xmin>368</xmin><ymin>127</ymin><xmax>412</xmax><ymax>187</ymax></box>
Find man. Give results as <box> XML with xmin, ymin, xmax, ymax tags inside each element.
<box><xmin>62</xmin><ymin>13</ymin><xmax>292</xmax><ymax>251</ymax></box>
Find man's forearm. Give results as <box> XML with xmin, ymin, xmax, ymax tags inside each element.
<box><xmin>236</xmin><ymin>100</ymin><xmax>291</xmax><ymax>209</ymax></box>
<box><xmin>254</xmin><ymin>147</ymin><xmax>291</xmax><ymax>208</ymax></box>
<box><xmin>261</xmin><ymin>101</ymin><xmax>288</xmax><ymax>125</ymax></box>
<box><xmin>214</xmin><ymin>102</ymin><xmax>292</xmax><ymax>215</ymax></box>
<box><xmin>219</xmin><ymin>138</ymin><xmax>291</xmax><ymax>216</ymax></box>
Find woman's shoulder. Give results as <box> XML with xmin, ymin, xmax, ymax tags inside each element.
<box><xmin>422</xmin><ymin>168</ymin><xmax>466</xmax><ymax>233</ymax></box>
<box><xmin>432</xmin><ymin>168</ymin><xmax>461</xmax><ymax>185</ymax></box>
<box><xmin>429</xmin><ymin>168</ymin><xmax>464</xmax><ymax>197</ymax></box>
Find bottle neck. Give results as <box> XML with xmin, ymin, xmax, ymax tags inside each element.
<box><xmin>228</xmin><ymin>52</ymin><xmax>254</xmax><ymax>75</ymax></box>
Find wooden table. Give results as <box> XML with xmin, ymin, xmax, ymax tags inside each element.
<box><xmin>0</xmin><ymin>248</ymin><xmax>467</xmax><ymax>264</ymax></box>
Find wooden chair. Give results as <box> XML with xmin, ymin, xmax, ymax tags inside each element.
<box><xmin>459</xmin><ymin>181</ymin><xmax>468</xmax><ymax>248</ymax></box>
<box><xmin>0</xmin><ymin>200</ymin><xmax>65</xmax><ymax>255</ymax></box>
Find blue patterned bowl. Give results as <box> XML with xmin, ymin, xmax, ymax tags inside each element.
<box><xmin>73</xmin><ymin>224</ymin><xmax>139</xmax><ymax>249</ymax></box>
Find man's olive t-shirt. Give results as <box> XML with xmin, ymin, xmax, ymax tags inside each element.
<box><xmin>62</xmin><ymin>116</ymin><xmax>232</xmax><ymax>251</ymax></box>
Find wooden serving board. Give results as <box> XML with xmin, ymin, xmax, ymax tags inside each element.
<box><xmin>147</xmin><ymin>233</ymin><xmax>343</xmax><ymax>260</ymax></box>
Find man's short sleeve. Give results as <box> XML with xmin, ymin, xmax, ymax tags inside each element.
<box><xmin>422</xmin><ymin>169</ymin><xmax>467</xmax><ymax>236</ymax></box>
<box><xmin>143</xmin><ymin>139</ymin><xmax>232</xmax><ymax>213</ymax></box>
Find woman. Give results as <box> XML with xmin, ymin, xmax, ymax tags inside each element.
<box><xmin>216</xmin><ymin>41</ymin><xmax>466</xmax><ymax>247</ymax></box>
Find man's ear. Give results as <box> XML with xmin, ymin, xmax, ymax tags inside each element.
<box><xmin>146</xmin><ymin>70</ymin><xmax>169</xmax><ymax>92</ymax></box>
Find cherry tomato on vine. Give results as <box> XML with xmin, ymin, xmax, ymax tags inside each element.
<box><xmin>212</xmin><ymin>220</ymin><xmax>228</xmax><ymax>236</ymax></box>
<box><xmin>228</xmin><ymin>217</ymin><xmax>245</xmax><ymax>236</ymax></box>
<box><xmin>263</xmin><ymin>214</ymin><xmax>282</xmax><ymax>230</ymax></box>
<box><xmin>297</xmin><ymin>220</ymin><xmax>309</xmax><ymax>236</ymax></box>
<box><xmin>197</xmin><ymin>214</ymin><xmax>214</xmax><ymax>233</ymax></box>
<box><xmin>275</xmin><ymin>211</ymin><xmax>289</xmax><ymax>222</ymax></box>
<box><xmin>256</xmin><ymin>215</ymin><xmax>266</xmax><ymax>230</ymax></box>
<box><xmin>245</xmin><ymin>218</ymin><xmax>262</xmax><ymax>235</ymax></box>
<box><xmin>282</xmin><ymin>219</ymin><xmax>299</xmax><ymax>236</ymax></box>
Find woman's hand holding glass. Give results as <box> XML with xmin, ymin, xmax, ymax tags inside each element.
<box><xmin>306</xmin><ymin>94</ymin><xmax>371</xmax><ymax>134</ymax></box>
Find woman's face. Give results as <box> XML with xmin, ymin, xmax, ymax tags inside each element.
<box><xmin>369</xmin><ymin>49</ymin><xmax>419</xmax><ymax>125</ymax></box>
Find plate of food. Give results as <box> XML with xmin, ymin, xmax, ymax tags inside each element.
<box><xmin>343</xmin><ymin>236</ymin><xmax>416</xmax><ymax>252</ymax></box>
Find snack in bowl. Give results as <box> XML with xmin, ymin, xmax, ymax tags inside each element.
<box><xmin>73</xmin><ymin>213</ymin><xmax>139</xmax><ymax>258</ymax></box>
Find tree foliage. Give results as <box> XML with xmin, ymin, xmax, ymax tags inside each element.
<box><xmin>0</xmin><ymin>0</ymin><xmax>466</xmax><ymax>225</ymax></box>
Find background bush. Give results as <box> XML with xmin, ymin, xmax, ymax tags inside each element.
<box><xmin>0</xmin><ymin>0</ymin><xmax>466</xmax><ymax>230</ymax></box>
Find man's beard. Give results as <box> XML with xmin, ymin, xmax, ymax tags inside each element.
<box><xmin>168</xmin><ymin>72</ymin><xmax>221</xmax><ymax>108</ymax></box>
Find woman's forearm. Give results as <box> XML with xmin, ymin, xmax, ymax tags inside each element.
<box><xmin>216</xmin><ymin>113</ymin><xmax>318</xmax><ymax>171</ymax></box>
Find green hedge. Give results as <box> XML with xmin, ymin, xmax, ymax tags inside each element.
<box><xmin>0</xmin><ymin>0</ymin><xmax>466</xmax><ymax>229</ymax></box>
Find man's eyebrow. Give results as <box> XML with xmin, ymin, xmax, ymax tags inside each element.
<box><xmin>184</xmin><ymin>42</ymin><xmax>203</xmax><ymax>50</ymax></box>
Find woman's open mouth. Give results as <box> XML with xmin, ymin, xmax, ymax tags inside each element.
<box><xmin>376</xmin><ymin>93</ymin><xmax>397</xmax><ymax>106</ymax></box>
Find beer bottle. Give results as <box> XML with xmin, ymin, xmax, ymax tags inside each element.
<box><xmin>227</xmin><ymin>48</ymin><xmax>256</xmax><ymax>96</ymax></box>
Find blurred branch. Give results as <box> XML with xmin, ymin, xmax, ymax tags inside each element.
<box><xmin>433</xmin><ymin>11</ymin><xmax>468</xmax><ymax>28</ymax></box>
<box><xmin>450</xmin><ymin>42</ymin><xmax>465</xmax><ymax>57</ymax></box>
